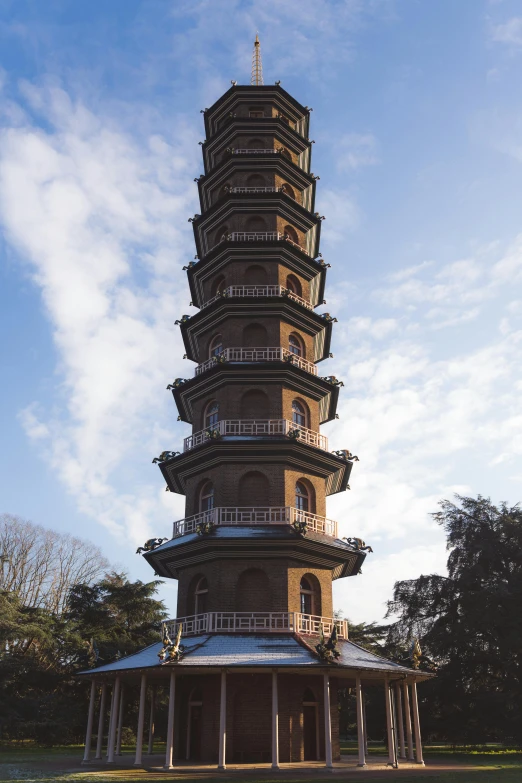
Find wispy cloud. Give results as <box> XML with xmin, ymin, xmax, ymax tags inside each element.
<box><xmin>337</xmin><ymin>132</ymin><xmax>380</xmax><ymax>171</ymax></box>
<box><xmin>492</xmin><ymin>17</ymin><xmax>522</xmax><ymax>46</ymax></box>
<box><xmin>0</xmin><ymin>79</ymin><xmax>200</xmax><ymax>543</ymax></box>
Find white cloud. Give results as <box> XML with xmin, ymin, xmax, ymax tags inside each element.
<box><xmin>319</xmin><ymin>189</ymin><xmax>361</xmax><ymax>243</ymax></box>
<box><xmin>333</xmin><ymin>544</ymin><xmax>448</xmax><ymax>624</ymax></box>
<box><xmin>492</xmin><ymin>17</ymin><xmax>522</xmax><ymax>46</ymax></box>
<box><xmin>337</xmin><ymin>133</ymin><xmax>380</xmax><ymax>171</ymax></box>
<box><xmin>0</xmin><ymin>82</ymin><xmax>199</xmax><ymax>544</ymax></box>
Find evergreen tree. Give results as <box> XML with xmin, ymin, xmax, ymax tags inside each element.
<box><xmin>386</xmin><ymin>495</ymin><xmax>522</xmax><ymax>743</ymax></box>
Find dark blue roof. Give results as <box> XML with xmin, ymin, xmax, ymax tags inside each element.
<box><xmin>78</xmin><ymin>634</ymin><xmax>419</xmax><ymax>676</ymax></box>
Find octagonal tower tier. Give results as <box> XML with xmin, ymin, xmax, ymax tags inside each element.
<box><xmin>147</xmin><ymin>84</ymin><xmax>362</xmax><ymax>623</ymax></box>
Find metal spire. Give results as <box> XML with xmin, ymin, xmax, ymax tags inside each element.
<box><xmin>251</xmin><ymin>34</ymin><xmax>264</xmax><ymax>86</ymax></box>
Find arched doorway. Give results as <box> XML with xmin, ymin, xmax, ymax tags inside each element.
<box><xmin>186</xmin><ymin>687</ymin><xmax>203</xmax><ymax>760</ymax></box>
<box><xmin>303</xmin><ymin>687</ymin><xmax>320</xmax><ymax>761</ymax></box>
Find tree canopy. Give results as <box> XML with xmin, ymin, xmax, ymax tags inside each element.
<box><xmin>386</xmin><ymin>495</ymin><xmax>522</xmax><ymax>743</ymax></box>
<box><xmin>0</xmin><ymin>515</ymin><xmax>167</xmax><ymax>744</ymax></box>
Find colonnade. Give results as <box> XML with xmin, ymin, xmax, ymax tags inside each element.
<box><xmin>355</xmin><ymin>678</ymin><xmax>424</xmax><ymax>768</ymax></box>
<box><xmin>82</xmin><ymin>671</ymin><xmax>424</xmax><ymax>769</ymax></box>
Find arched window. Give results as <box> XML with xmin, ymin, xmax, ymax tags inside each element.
<box><xmin>284</xmin><ymin>224</ymin><xmax>299</xmax><ymax>245</ymax></box>
<box><xmin>292</xmin><ymin>400</ymin><xmax>307</xmax><ymax>427</ymax></box>
<box><xmin>295</xmin><ymin>481</ymin><xmax>310</xmax><ymax>512</ymax></box>
<box><xmin>209</xmin><ymin>334</ymin><xmax>223</xmax><ymax>358</ymax></box>
<box><xmin>244</xmin><ymin>215</ymin><xmax>267</xmax><ymax>233</ymax></box>
<box><xmin>239</xmin><ymin>471</ymin><xmax>270</xmax><ymax>506</ymax></box>
<box><xmin>286</xmin><ymin>274</ymin><xmax>302</xmax><ymax>296</ymax></box>
<box><xmin>194</xmin><ymin>577</ymin><xmax>208</xmax><ymax>614</ymax></box>
<box><xmin>204</xmin><ymin>400</ymin><xmax>219</xmax><ymax>429</ymax></box>
<box><xmin>303</xmin><ymin>688</ymin><xmax>316</xmax><ymax>703</ymax></box>
<box><xmin>246</xmin><ymin>173</ymin><xmax>265</xmax><ymax>187</ymax></box>
<box><xmin>300</xmin><ymin>576</ymin><xmax>313</xmax><ymax>614</ymax></box>
<box><xmin>219</xmin><ymin>183</ymin><xmax>231</xmax><ymax>199</ymax></box>
<box><xmin>211</xmin><ymin>275</ymin><xmax>226</xmax><ymax>297</ymax></box>
<box><xmin>281</xmin><ymin>183</ymin><xmax>296</xmax><ymax>200</ymax></box>
<box><xmin>244</xmin><ymin>264</ymin><xmax>268</xmax><ymax>285</ymax></box>
<box><xmin>199</xmin><ymin>482</ymin><xmax>214</xmax><ymax>512</ymax></box>
<box><xmin>249</xmin><ymin>107</ymin><xmax>265</xmax><ymax>118</ymax></box>
<box><xmin>289</xmin><ymin>333</ymin><xmax>304</xmax><ymax>357</ymax></box>
<box><xmin>236</xmin><ymin>568</ymin><xmax>270</xmax><ymax>612</ymax></box>
<box><xmin>243</xmin><ymin>323</ymin><xmax>268</xmax><ymax>347</ymax></box>
<box><xmin>240</xmin><ymin>389</ymin><xmax>270</xmax><ymax>419</ymax></box>
<box><xmin>215</xmin><ymin>225</ymin><xmax>229</xmax><ymax>245</ymax></box>
<box><xmin>247</xmin><ymin>138</ymin><xmax>265</xmax><ymax>150</ymax></box>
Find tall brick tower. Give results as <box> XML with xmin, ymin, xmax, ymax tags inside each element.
<box><xmin>79</xmin><ymin>48</ymin><xmax>429</xmax><ymax>772</ymax></box>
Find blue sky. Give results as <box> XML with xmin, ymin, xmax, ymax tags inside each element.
<box><xmin>1</xmin><ymin>0</ymin><xmax>522</xmax><ymax>623</ymax></box>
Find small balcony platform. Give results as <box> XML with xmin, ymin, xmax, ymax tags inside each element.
<box><xmin>195</xmin><ymin>347</ymin><xmax>317</xmax><ymax>376</ymax></box>
<box><xmin>164</xmin><ymin>611</ymin><xmax>349</xmax><ymax>639</ymax></box>
<box><xmin>183</xmin><ymin>419</ymin><xmax>327</xmax><ymax>452</ymax></box>
<box><xmin>172</xmin><ymin>506</ymin><xmax>338</xmax><ymax>538</ymax></box>
<box><xmin>202</xmin><ymin>284</ymin><xmax>313</xmax><ymax>311</ymax></box>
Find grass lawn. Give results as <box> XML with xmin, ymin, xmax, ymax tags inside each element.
<box><xmin>0</xmin><ymin>744</ymin><xmax>521</xmax><ymax>783</ymax></box>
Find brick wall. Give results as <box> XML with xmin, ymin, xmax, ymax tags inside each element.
<box><xmin>171</xmin><ymin>671</ymin><xmax>340</xmax><ymax>763</ymax></box>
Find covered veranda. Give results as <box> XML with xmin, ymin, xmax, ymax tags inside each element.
<box><xmin>79</xmin><ymin>634</ymin><xmax>430</xmax><ymax>771</ymax></box>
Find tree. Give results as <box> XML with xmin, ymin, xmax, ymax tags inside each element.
<box><xmin>386</xmin><ymin>495</ymin><xmax>522</xmax><ymax>743</ymax></box>
<box><xmin>0</xmin><ymin>514</ymin><xmax>109</xmax><ymax>613</ymax></box>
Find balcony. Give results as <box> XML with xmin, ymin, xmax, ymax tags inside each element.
<box><xmin>183</xmin><ymin>419</ymin><xmax>327</xmax><ymax>452</ymax></box>
<box><xmin>217</xmin><ymin>231</ymin><xmax>308</xmax><ymax>255</ymax></box>
<box><xmin>202</xmin><ymin>285</ymin><xmax>313</xmax><ymax>311</ymax></box>
<box><xmin>164</xmin><ymin>611</ymin><xmax>348</xmax><ymax>639</ymax></box>
<box><xmin>172</xmin><ymin>506</ymin><xmax>338</xmax><ymax>538</ymax></box>
<box><xmin>231</xmin><ymin>148</ymin><xmax>279</xmax><ymax>155</ymax></box>
<box><xmin>195</xmin><ymin>347</ymin><xmax>317</xmax><ymax>377</ymax></box>
<box><xmin>228</xmin><ymin>186</ymin><xmax>280</xmax><ymax>194</ymax></box>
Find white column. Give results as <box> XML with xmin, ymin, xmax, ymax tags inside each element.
<box><xmin>106</xmin><ymin>684</ymin><xmax>116</xmax><ymax>759</ymax></box>
<box><xmin>82</xmin><ymin>680</ymin><xmax>97</xmax><ymax>763</ymax></box>
<box><xmin>362</xmin><ymin>689</ymin><xmax>368</xmax><ymax>754</ymax></box>
<box><xmin>164</xmin><ymin>672</ymin><xmax>176</xmax><ymax>769</ymax></box>
<box><xmin>134</xmin><ymin>674</ymin><xmax>147</xmax><ymax>766</ymax></box>
<box><xmin>107</xmin><ymin>677</ymin><xmax>121</xmax><ymax>763</ymax></box>
<box><xmin>95</xmin><ymin>683</ymin><xmax>107</xmax><ymax>760</ymax></box>
<box><xmin>147</xmin><ymin>686</ymin><xmax>156</xmax><ymax>755</ymax></box>
<box><xmin>271</xmin><ymin>670</ymin><xmax>279</xmax><ymax>769</ymax></box>
<box><xmin>115</xmin><ymin>685</ymin><xmax>124</xmax><ymax>756</ymax></box>
<box><xmin>403</xmin><ymin>682</ymin><xmax>414</xmax><ymax>761</ymax></box>
<box><xmin>395</xmin><ymin>683</ymin><xmax>406</xmax><ymax>758</ymax></box>
<box><xmin>411</xmin><ymin>681</ymin><xmax>424</xmax><ymax>765</ymax></box>
<box><xmin>218</xmin><ymin>669</ymin><xmax>227</xmax><ymax>770</ymax></box>
<box><xmin>355</xmin><ymin>676</ymin><xmax>366</xmax><ymax>767</ymax></box>
<box><xmin>384</xmin><ymin>680</ymin><xmax>396</xmax><ymax>767</ymax></box>
<box><xmin>323</xmin><ymin>673</ymin><xmax>333</xmax><ymax>770</ymax></box>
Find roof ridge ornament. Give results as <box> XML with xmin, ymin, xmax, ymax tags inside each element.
<box><xmin>251</xmin><ymin>33</ymin><xmax>264</xmax><ymax>86</ymax></box>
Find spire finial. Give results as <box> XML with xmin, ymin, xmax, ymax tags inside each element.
<box><xmin>251</xmin><ymin>33</ymin><xmax>264</xmax><ymax>86</ymax></box>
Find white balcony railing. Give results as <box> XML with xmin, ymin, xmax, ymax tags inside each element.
<box><xmin>231</xmin><ymin>148</ymin><xmax>279</xmax><ymax>155</ymax></box>
<box><xmin>172</xmin><ymin>506</ymin><xmax>338</xmax><ymax>538</ymax></box>
<box><xmin>217</xmin><ymin>231</ymin><xmax>308</xmax><ymax>255</ymax></box>
<box><xmin>183</xmin><ymin>419</ymin><xmax>327</xmax><ymax>452</ymax></box>
<box><xmin>228</xmin><ymin>186</ymin><xmax>280</xmax><ymax>194</ymax></box>
<box><xmin>202</xmin><ymin>285</ymin><xmax>313</xmax><ymax>311</ymax></box>
<box><xmin>164</xmin><ymin>611</ymin><xmax>348</xmax><ymax>639</ymax></box>
<box><xmin>195</xmin><ymin>347</ymin><xmax>317</xmax><ymax>377</ymax></box>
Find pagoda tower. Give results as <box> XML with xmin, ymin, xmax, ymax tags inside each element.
<box><xmin>79</xmin><ymin>43</ymin><xmax>430</xmax><ymax>772</ymax></box>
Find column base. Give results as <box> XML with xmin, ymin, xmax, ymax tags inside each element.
<box><xmin>218</xmin><ymin>765</ymin><xmax>226</xmax><ymax>771</ymax></box>
<box><xmin>163</xmin><ymin>765</ymin><xmax>175</xmax><ymax>770</ymax></box>
<box><xmin>271</xmin><ymin>764</ymin><xmax>280</xmax><ymax>770</ymax></box>
<box><xmin>357</xmin><ymin>763</ymin><xmax>367</xmax><ymax>767</ymax></box>
<box><xmin>133</xmin><ymin>762</ymin><xmax>143</xmax><ymax>767</ymax></box>
<box><xmin>416</xmin><ymin>761</ymin><xmax>425</xmax><ymax>766</ymax></box>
